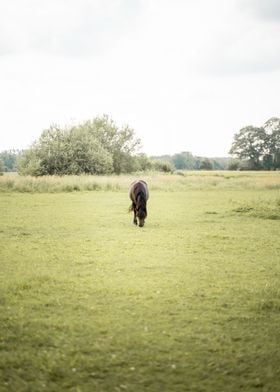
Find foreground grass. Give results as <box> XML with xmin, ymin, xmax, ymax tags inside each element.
<box><xmin>1</xmin><ymin>173</ymin><xmax>280</xmax><ymax>391</ymax></box>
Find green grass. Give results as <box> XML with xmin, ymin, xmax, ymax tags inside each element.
<box><xmin>1</xmin><ymin>172</ymin><xmax>280</xmax><ymax>391</ymax></box>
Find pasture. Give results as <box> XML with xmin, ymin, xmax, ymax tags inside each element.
<box><xmin>0</xmin><ymin>172</ymin><xmax>280</xmax><ymax>391</ymax></box>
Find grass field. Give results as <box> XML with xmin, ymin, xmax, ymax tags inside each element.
<box><xmin>1</xmin><ymin>172</ymin><xmax>280</xmax><ymax>391</ymax></box>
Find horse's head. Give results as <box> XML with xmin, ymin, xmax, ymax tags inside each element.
<box><xmin>137</xmin><ymin>206</ymin><xmax>147</xmax><ymax>227</ymax></box>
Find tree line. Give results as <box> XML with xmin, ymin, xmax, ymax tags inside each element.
<box><xmin>1</xmin><ymin>115</ymin><xmax>279</xmax><ymax>175</ymax></box>
<box><xmin>0</xmin><ymin>148</ymin><xmax>230</xmax><ymax>175</ymax></box>
<box><xmin>0</xmin><ymin>116</ymin><xmax>173</xmax><ymax>176</ymax></box>
<box><xmin>151</xmin><ymin>152</ymin><xmax>231</xmax><ymax>171</ymax></box>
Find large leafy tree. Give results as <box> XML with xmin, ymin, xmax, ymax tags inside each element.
<box><xmin>18</xmin><ymin>115</ymin><xmax>140</xmax><ymax>176</ymax></box>
<box><xmin>229</xmin><ymin>126</ymin><xmax>267</xmax><ymax>169</ymax></box>
<box><xmin>266</xmin><ymin>129</ymin><xmax>280</xmax><ymax>169</ymax></box>
<box><xmin>74</xmin><ymin>115</ymin><xmax>141</xmax><ymax>174</ymax></box>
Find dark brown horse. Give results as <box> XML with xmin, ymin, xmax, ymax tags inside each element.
<box><xmin>129</xmin><ymin>180</ymin><xmax>149</xmax><ymax>227</ymax></box>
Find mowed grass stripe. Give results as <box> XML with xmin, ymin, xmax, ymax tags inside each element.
<box><xmin>0</xmin><ymin>184</ymin><xmax>280</xmax><ymax>391</ymax></box>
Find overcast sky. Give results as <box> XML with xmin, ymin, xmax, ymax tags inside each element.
<box><xmin>0</xmin><ymin>0</ymin><xmax>280</xmax><ymax>157</ymax></box>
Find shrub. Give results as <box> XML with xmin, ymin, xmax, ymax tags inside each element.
<box><xmin>152</xmin><ymin>160</ymin><xmax>174</xmax><ymax>173</ymax></box>
<box><xmin>228</xmin><ymin>160</ymin><xmax>240</xmax><ymax>170</ymax></box>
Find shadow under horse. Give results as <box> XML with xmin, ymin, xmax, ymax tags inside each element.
<box><xmin>129</xmin><ymin>180</ymin><xmax>149</xmax><ymax>227</ymax></box>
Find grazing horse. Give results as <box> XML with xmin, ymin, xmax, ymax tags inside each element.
<box><xmin>129</xmin><ymin>180</ymin><xmax>149</xmax><ymax>227</ymax></box>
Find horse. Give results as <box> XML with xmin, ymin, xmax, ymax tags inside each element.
<box><xmin>129</xmin><ymin>180</ymin><xmax>149</xmax><ymax>227</ymax></box>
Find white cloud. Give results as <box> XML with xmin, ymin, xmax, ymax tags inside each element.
<box><xmin>0</xmin><ymin>0</ymin><xmax>144</xmax><ymax>56</ymax></box>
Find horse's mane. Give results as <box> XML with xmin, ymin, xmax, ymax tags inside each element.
<box><xmin>136</xmin><ymin>191</ymin><xmax>147</xmax><ymax>219</ymax></box>
<box><xmin>136</xmin><ymin>190</ymin><xmax>147</xmax><ymax>207</ymax></box>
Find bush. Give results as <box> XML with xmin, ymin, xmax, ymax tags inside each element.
<box><xmin>199</xmin><ymin>159</ymin><xmax>213</xmax><ymax>170</ymax></box>
<box><xmin>228</xmin><ymin>160</ymin><xmax>240</xmax><ymax>170</ymax></box>
<box><xmin>152</xmin><ymin>160</ymin><xmax>174</xmax><ymax>173</ymax></box>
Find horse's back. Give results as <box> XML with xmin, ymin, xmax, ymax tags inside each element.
<box><xmin>129</xmin><ymin>180</ymin><xmax>149</xmax><ymax>202</ymax></box>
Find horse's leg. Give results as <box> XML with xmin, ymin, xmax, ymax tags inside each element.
<box><xmin>132</xmin><ymin>203</ymin><xmax>137</xmax><ymax>225</ymax></box>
